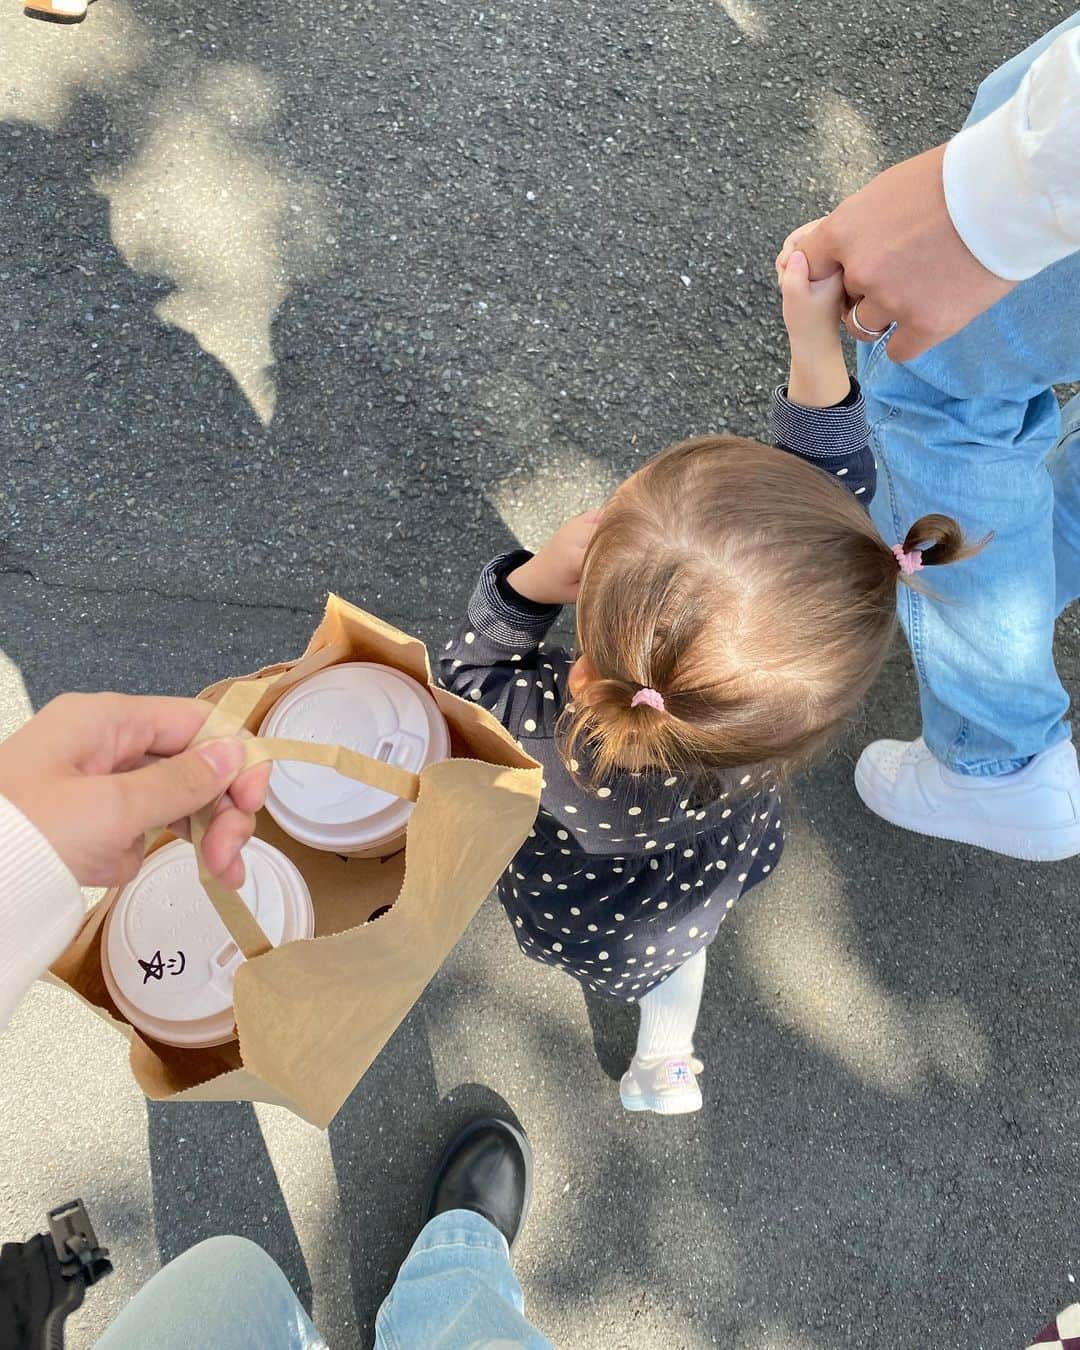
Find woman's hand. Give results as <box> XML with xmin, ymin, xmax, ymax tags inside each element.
<box><xmin>780</xmin><ymin>147</ymin><xmax>1016</xmax><ymax>359</ymax></box>
<box><xmin>772</xmin><ymin>216</ymin><xmax>820</xmax><ymax>276</ymax></box>
<box><xmin>0</xmin><ymin>693</ymin><xmax>271</xmax><ymax>890</ymax></box>
<box><xmin>776</xmin><ymin>216</ymin><xmax>826</xmax><ymax>277</ymax></box>
<box><xmin>507</xmin><ymin>510</ymin><xmax>604</xmax><ymax>606</ymax></box>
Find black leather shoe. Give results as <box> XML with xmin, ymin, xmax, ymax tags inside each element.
<box><xmin>425</xmin><ymin>1117</ymin><xmax>533</xmax><ymax>1250</ymax></box>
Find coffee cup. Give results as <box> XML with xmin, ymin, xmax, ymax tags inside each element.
<box><xmin>258</xmin><ymin>661</ymin><xmax>450</xmax><ymax>857</ymax></box>
<box><xmin>100</xmin><ymin>837</ymin><xmax>314</xmax><ymax>1049</ymax></box>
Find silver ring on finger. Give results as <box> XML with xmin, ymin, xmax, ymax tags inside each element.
<box><xmin>850</xmin><ymin>299</ymin><xmax>890</xmax><ymax>339</ymax></box>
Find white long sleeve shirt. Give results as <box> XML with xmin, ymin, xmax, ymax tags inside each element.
<box><xmin>943</xmin><ymin>23</ymin><xmax>1080</xmax><ymax>280</ymax></box>
<box><xmin>0</xmin><ymin>795</ymin><xmax>85</xmax><ymax>1033</ymax></box>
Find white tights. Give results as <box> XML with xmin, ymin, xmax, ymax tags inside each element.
<box><xmin>634</xmin><ymin>948</ymin><xmax>706</xmax><ymax>1061</ymax></box>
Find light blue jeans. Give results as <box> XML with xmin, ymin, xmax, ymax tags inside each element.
<box><xmin>858</xmin><ymin>9</ymin><xmax>1080</xmax><ymax>775</ymax></box>
<box><xmin>94</xmin><ymin>1211</ymin><xmax>553</xmax><ymax>1350</ymax></box>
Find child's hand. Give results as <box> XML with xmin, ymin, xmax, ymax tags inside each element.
<box><xmin>779</xmin><ymin>249</ymin><xmax>846</xmax><ymax>347</ymax></box>
<box><xmin>778</xmin><ymin>248</ymin><xmax>852</xmax><ymax>408</ymax></box>
<box><xmin>507</xmin><ymin>510</ymin><xmax>603</xmax><ymax>606</ymax></box>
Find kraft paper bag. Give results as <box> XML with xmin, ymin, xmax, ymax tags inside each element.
<box><xmin>50</xmin><ymin>595</ymin><xmax>542</xmax><ymax>1128</ymax></box>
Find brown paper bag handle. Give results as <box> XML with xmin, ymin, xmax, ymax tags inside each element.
<box><xmin>186</xmin><ymin>653</ymin><xmax>424</xmax><ymax>960</ymax></box>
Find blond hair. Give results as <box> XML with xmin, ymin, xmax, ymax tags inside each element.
<box><xmin>561</xmin><ymin>435</ymin><xmax>981</xmax><ymax>791</ymax></box>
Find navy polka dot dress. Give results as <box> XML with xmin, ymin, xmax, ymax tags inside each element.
<box><xmin>438</xmin><ymin>381</ymin><xmax>873</xmax><ymax>1004</ymax></box>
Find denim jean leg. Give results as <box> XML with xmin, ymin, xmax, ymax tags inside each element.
<box><xmin>1050</xmin><ymin>391</ymin><xmax>1080</xmax><ymax>617</ymax></box>
<box><xmin>857</xmin><ymin>9</ymin><xmax>1080</xmax><ymax>775</ymax></box>
<box><xmin>94</xmin><ymin>1236</ymin><xmax>327</xmax><ymax>1350</ymax></box>
<box><xmin>374</xmin><ymin>1210</ymin><xmax>553</xmax><ymax>1350</ymax></box>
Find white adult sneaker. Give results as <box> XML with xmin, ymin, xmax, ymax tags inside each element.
<box><xmin>854</xmin><ymin>736</ymin><xmax>1080</xmax><ymax>862</ymax></box>
<box><xmin>24</xmin><ymin>0</ymin><xmax>89</xmax><ymax>18</ymax></box>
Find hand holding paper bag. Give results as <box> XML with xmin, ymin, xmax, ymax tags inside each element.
<box><xmin>50</xmin><ymin>595</ymin><xmax>542</xmax><ymax>1128</ymax></box>
<box><xmin>0</xmin><ymin>692</ymin><xmax>270</xmax><ymax>891</ymax></box>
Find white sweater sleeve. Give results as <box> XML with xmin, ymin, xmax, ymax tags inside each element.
<box><xmin>0</xmin><ymin>795</ymin><xmax>85</xmax><ymax>1033</ymax></box>
<box><xmin>943</xmin><ymin>25</ymin><xmax>1080</xmax><ymax>280</ymax></box>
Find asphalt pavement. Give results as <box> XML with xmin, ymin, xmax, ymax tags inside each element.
<box><xmin>1</xmin><ymin>1</ymin><xmax>1078</xmax><ymax>1346</ymax></box>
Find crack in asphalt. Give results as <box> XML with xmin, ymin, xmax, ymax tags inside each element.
<box><xmin>1</xmin><ymin>562</ymin><xmax>316</xmax><ymax>615</ymax></box>
<box><xmin>0</xmin><ymin>563</ymin><xmax>448</xmax><ymax>628</ymax></box>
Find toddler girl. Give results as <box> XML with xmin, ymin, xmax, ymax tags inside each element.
<box><xmin>440</xmin><ymin>252</ymin><xmax>979</xmax><ymax>1115</ymax></box>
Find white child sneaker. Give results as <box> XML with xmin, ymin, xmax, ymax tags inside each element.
<box><xmin>620</xmin><ymin>1054</ymin><xmax>702</xmax><ymax>1115</ymax></box>
<box><xmin>854</xmin><ymin>736</ymin><xmax>1080</xmax><ymax>862</ymax></box>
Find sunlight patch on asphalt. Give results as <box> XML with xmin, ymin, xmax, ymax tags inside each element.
<box><xmin>0</xmin><ymin>0</ymin><xmax>147</xmax><ymax>131</ymax></box>
<box><xmin>96</xmin><ymin>63</ymin><xmax>329</xmax><ymax>426</ymax></box>
<box><xmin>481</xmin><ymin>379</ymin><xmax>621</xmax><ymax>551</ymax></box>
<box><xmin>716</xmin><ymin>0</ymin><xmax>770</xmax><ymax>42</ymax></box>
<box><xmin>737</xmin><ymin>835</ymin><xmax>989</xmax><ymax>1095</ymax></box>
<box><xmin>811</xmin><ymin>90</ymin><xmax>884</xmax><ymax>202</ymax></box>
<box><xmin>0</xmin><ymin>647</ymin><xmax>33</xmax><ymax>738</ymax></box>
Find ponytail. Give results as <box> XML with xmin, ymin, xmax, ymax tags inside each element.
<box><xmin>890</xmin><ymin>516</ymin><xmax>990</xmax><ymax>597</ymax></box>
<box><xmin>901</xmin><ymin>513</ymin><xmax>987</xmax><ymax>569</ymax></box>
<box><xmin>560</xmin><ymin>677</ymin><xmax>680</xmax><ymax>784</ymax></box>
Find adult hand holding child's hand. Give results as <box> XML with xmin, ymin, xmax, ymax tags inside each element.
<box><xmin>776</xmin><ymin>145</ymin><xmax>1017</xmax><ymax>359</ymax></box>
<box><xmin>0</xmin><ymin>693</ymin><xmax>270</xmax><ymax>890</ymax></box>
<box><xmin>507</xmin><ymin>509</ymin><xmax>604</xmax><ymax>606</ymax></box>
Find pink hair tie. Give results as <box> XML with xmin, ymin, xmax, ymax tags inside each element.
<box><xmin>631</xmin><ymin>687</ymin><xmax>665</xmax><ymax>712</ymax></box>
<box><xmin>892</xmin><ymin>544</ymin><xmax>924</xmax><ymax>575</ymax></box>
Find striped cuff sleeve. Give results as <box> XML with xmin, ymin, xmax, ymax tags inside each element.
<box><xmin>769</xmin><ymin>379</ymin><xmax>869</xmax><ymax>460</ymax></box>
<box><xmin>467</xmin><ymin>551</ymin><xmax>563</xmax><ymax>652</ymax></box>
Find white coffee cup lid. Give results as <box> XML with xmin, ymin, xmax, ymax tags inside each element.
<box><xmin>259</xmin><ymin>662</ymin><xmax>450</xmax><ymax>852</ymax></box>
<box><xmin>102</xmin><ymin>838</ymin><xmax>313</xmax><ymax>1048</ymax></box>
